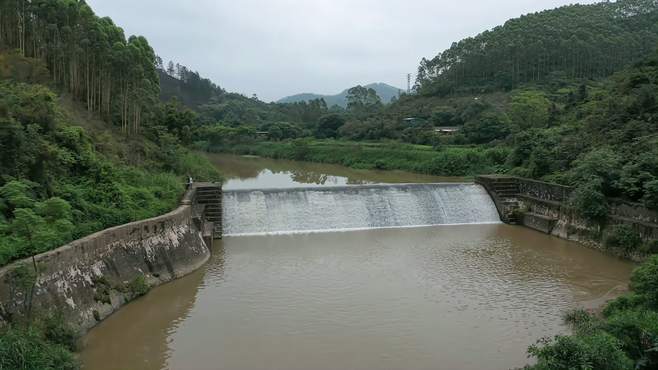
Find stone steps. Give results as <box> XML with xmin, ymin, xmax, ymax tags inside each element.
<box><xmin>194</xmin><ymin>185</ymin><xmax>223</xmax><ymax>238</ymax></box>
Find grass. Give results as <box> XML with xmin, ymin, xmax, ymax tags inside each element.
<box><xmin>215</xmin><ymin>139</ymin><xmax>510</xmax><ymax>177</ymax></box>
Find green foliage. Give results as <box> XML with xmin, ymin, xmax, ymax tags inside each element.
<box><xmin>0</xmin><ymin>325</ymin><xmax>78</xmax><ymax>370</ymax></box>
<box><xmin>603</xmin><ymin>293</ymin><xmax>647</xmax><ymax>318</ymax></box>
<box><xmin>569</xmin><ymin>182</ymin><xmax>608</xmax><ymax>223</ymax></box>
<box><xmin>41</xmin><ymin>314</ymin><xmax>79</xmax><ymax>352</ymax></box>
<box><xmin>603</xmin><ymin>310</ymin><xmax>658</xmax><ymax>366</ymax></box>
<box><xmin>0</xmin><ymin>0</ymin><xmax>159</xmax><ymax>132</ymax></box>
<box><xmin>630</xmin><ymin>256</ymin><xmax>658</xmax><ymax>309</ymax></box>
<box><xmin>509</xmin><ymin>90</ymin><xmax>551</xmax><ymax>130</ymax></box>
<box><xmin>527</xmin><ymin>332</ymin><xmax>633</xmax><ymax>370</ymax></box>
<box><xmin>224</xmin><ymin>140</ymin><xmax>508</xmax><ymax>177</ymax></box>
<box><xmin>0</xmin><ymin>80</ymin><xmax>220</xmax><ymax>267</ymax></box>
<box><xmin>128</xmin><ymin>275</ymin><xmax>150</xmax><ymax>298</ymax></box>
<box><xmin>563</xmin><ymin>309</ymin><xmax>596</xmax><ymax>330</ymax></box>
<box><xmin>568</xmin><ymin>148</ymin><xmax>623</xmax><ymax>196</ymax></box>
<box><xmin>643</xmin><ymin>181</ymin><xmax>658</xmax><ymax>209</ymax></box>
<box><xmin>530</xmin><ymin>253</ymin><xmax>658</xmax><ymax>369</ymax></box>
<box><xmin>640</xmin><ymin>240</ymin><xmax>658</xmax><ymax>256</ymax></box>
<box><xmin>315</xmin><ymin>114</ymin><xmax>346</xmax><ymax>139</ymax></box>
<box><xmin>416</xmin><ymin>0</ymin><xmax>658</xmax><ymax>95</ymax></box>
<box><xmin>346</xmin><ymin>85</ymin><xmax>383</xmax><ymax>116</ymax></box>
<box><xmin>462</xmin><ymin>112</ymin><xmax>511</xmax><ymax>144</ymax></box>
<box><xmin>605</xmin><ymin>225</ymin><xmax>643</xmax><ymax>254</ymax></box>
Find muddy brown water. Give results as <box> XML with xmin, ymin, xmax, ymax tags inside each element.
<box><xmin>80</xmin><ymin>154</ymin><xmax>634</xmax><ymax>370</ymax></box>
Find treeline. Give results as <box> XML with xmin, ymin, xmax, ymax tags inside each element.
<box><xmin>416</xmin><ymin>0</ymin><xmax>658</xmax><ymax>95</ymax></box>
<box><xmin>157</xmin><ymin>59</ymin><xmax>223</xmax><ymax>107</ymax></box>
<box><xmin>0</xmin><ymin>0</ymin><xmax>159</xmax><ymax>133</ymax></box>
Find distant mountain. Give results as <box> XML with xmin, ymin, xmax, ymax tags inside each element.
<box><xmin>278</xmin><ymin>83</ymin><xmax>404</xmax><ymax>107</ymax></box>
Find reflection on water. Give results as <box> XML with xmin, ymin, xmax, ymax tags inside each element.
<box><xmin>81</xmin><ymin>155</ymin><xmax>634</xmax><ymax>370</ymax></box>
<box><xmin>81</xmin><ymin>225</ymin><xmax>633</xmax><ymax>370</ymax></box>
<box><xmin>207</xmin><ymin>153</ymin><xmax>465</xmax><ymax>190</ymax></box>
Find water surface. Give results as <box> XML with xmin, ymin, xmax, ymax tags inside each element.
<box><xmin>80</xmin><ymin>154</ymin><xmax>635</xmax><ymax>370</ymax></box>
<box><xmin>208</xmin><ymin>153</ymin><xmax>464</xmax><ymax>190</ymax></box>
<box><xmin>81</xmin><ymin>225</ymin><xmax>633</xmax><ymax>370</ymax></box>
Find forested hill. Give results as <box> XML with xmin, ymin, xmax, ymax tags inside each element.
<box><xmin>0</xmin><ymin>0</ymin><xmax>161</xmax><ymax>133</ymax></box>
<box><xmin>0</xmin><ymin>1</ymin><xmax>220</xmax><ymax>268</ymax></box>
<box><xmin>416</xmin><ymin>0</ymin><xmax>658</xmax><ymax>95</ymax></box>
<box><xmin>157</xmin><ymin>60</ymin><xmax>224</xmax><ymax>108</ymax></box>
<box><xmin>278</xmin><ymin>83</ymin><xmax>403</xmax><ymax>107</ymax></box>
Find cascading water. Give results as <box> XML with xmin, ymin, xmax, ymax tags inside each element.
<box><xmin>222</xmin><ymin>183</ymin><xmax>501</xmax><ymax>236</ymax></box>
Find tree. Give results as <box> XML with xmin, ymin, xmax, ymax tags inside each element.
<box><xmin>315</xmin><ymin>114</ymin><xmax>346</xmax><ymax>139</ymax></box>
<box><xmin>346</xmin><ymin>85</ymin><xmax>382</xmax><ymax>115</ymax></box>
<box><xmin>462</xmin><ymin>112</ymin><xmax>510</xmax><ymax>144</ymax></box>
<box><xmin>415</xmin><ymin>1</ymin><xmax>658</xmax><ymax>95</ymax></box>
<box><xmin>509</xmin><ymin>90</ymin><xmax>551</xmax><ymax>130</ymax></box>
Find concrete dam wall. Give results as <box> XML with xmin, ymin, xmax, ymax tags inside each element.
<box><xmin>222</xmin><ymin>183</ymin><xmax>501</xmax><ymax>236</ymax></box>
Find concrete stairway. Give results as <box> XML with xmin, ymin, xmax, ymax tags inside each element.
<box><xmin>475</xmin><ymin>176</ymin><xmax>521</xmax><ymax>224</ymax></box>
<box><xmin>490</xmin><ymin>180</ymin><xmax>519</xmax><ymax>197</ymax></box>
<box><xmin>194</xmin><ymin>184</ymin><xmax>223</xmax><ymax>239</ymax></box>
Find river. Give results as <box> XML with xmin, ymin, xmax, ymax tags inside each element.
<box><xmin>80</xmin><ymin>154</ymin><xmax>634</xmax><ymax>370</ymax></box>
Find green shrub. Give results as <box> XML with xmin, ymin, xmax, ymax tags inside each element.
<box><xmin>630</xmin><ymin>255</ymin><xmax>658</xmax><ymax>308</ymax></box>
<box><xmin>603</xmin><ymin>293</ymin><xmax>647</xmax><ymax>317</ymax></box>
<box><xmin>563</xmin><ymin>309</ymin><xmax>597</xmax><ymax>332</ymax></box>
<box><xmin>569</xmin><ymin>181</ymin><xmax>608</xmax><ymax>223</ymax></box>
<box><xmin>603</xmin><ymin>310</ymin><xmax>658</xmax><ymax>367</ymax></box>
<box><xmin>605</xmin><ymin>224</ymin><xmax>643</xmax><ymax>254</ymax></box>
<box><xmin>0</xmin><ymin>326</ymin><xmax>78</xmax><ymax>370</ymax></box>
<box><xmin>527</xmin><ymin>332</ymin><xmax>633</xmax><ymax>370</ymax></box>
<box><xmin>128</xmin><ymin>275</ymin><xmax>150</xmax><ymax>297</ymax></box>
<box><xmin>40</xmin><ymin>314</ymin><xmax>78</xmax><ymax>352</ymax></box>
<box><xmin>639</xmin><ymin>240</ymin><xmax>658</xmax><ymax>256</ymax></box>
<box><xmin>643</xmin><ymin>180</ymin><xmax>658</xmax><ymax>210</ymax></box>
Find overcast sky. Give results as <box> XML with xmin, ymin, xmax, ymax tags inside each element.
<box><xmin>87</xmin><ymin>0</ymin><xmax>597</xmax><ymax>102</ymax></box>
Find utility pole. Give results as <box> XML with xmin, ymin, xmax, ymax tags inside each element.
<box><xmin>407</xmin><ymin>73</ymin><xmax>412</xmax><ymax>94</ymax></box>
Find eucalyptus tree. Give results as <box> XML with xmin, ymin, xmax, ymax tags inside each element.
<box><xmin>0</xmin><ymin>0</ymin><xmax>159</xmax><ymax>135</ymax></box>
<box><xmin>416</xmin><ymin>0</ymin><xmax>658</xmax><ymax>95</ymax></box>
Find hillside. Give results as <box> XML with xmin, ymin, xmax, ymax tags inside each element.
<box><xmin>278</xmin><ymin>83</ymin><xmax>403</xmax><ymax>107</ymax></box>
<box><xmin>158</xmin><ymin>66</ymin><xmax>224</xmax><ymax>108</ymax></box>
<box><xmin>416</xmin><ymin>0</ymin><xmax>658</xmax><ymax>95</ymax></box>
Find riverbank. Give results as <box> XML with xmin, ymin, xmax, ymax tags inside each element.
<box><xmin>0</xmin><ymin>185</ymin><xmax>215</xmax><ymax>331</ymax></box>
<box><xmin>0</xmin><ymin>184</ymin><xmax>220</xmax><ymax>368</ymax></box>
<box><xmin>209</xmin><ymin>140</ymin><xmax>510</xmax><ymax>177</ymax></box>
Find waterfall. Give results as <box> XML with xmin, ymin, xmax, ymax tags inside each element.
<box><xmin>222</xmin><ymin>183</ymin><xmax>500</xmax><ymax>236</ymax></box>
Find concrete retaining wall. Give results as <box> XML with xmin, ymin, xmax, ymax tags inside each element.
<box><xmin>476</xmin><ymin>175</ymin><xmax>658</xmax><ymax>259</ymax></box>
<box><xmin>0</xmin><ymin>186</ymin><xmax>213</xmax><ymax>332</ymax></box>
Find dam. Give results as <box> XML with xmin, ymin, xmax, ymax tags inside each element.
<box><xmin>81</xmin><ymin>154</ymin><xmax>635</xmax><ymax>370</ymax></box>
<box><xmin>222</xmin><ymin>183</ymin><xmax>501</xmax><ymax>236</ymax></box>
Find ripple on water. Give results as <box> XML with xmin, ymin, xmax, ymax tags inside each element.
<box><xmin>80</xmin><ymin>224</ymin><xmax>635</xmax><ymax>370</ymax></box>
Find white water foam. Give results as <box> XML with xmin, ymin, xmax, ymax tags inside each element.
<box><xmin>222</xmin><ymin>183</ymin><xmax>501</xmax><ymax>236</ymax></box>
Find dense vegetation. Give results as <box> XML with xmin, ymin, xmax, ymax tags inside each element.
<box><xmin>221</xmin><ymin>140</ymin><xmax>508</xmax><ymax>177</ymax></box>
<box><xmin>1</xmin><ymin>0</ymin><xmax>658</xmax><ymax>368</ymax></box>
<box><xmin>0</xmin><ymin>0</ymin><xmax>160</xmax><ymax>133</ymax></box>
<box><xmin>0</xmin><ymin>3</ymin><xmax>221</xmax><ymax>367</ymax></box>
<box><xmin>416</xmin><ymin>0</ymin><xmax>658</xmax><ymax>95</ymax></box>
<box><xmin>191</xmin><ymin>0</ymin><xmax>658</xmax><ymax>215</ymax></box>
<box><xmin>157</xmin><ymin>58</ymin><xmax>224</xmax><ymax>108</ymax></box>
<box><xmin>182</xmin><ymin>3</ymin><xmax>658</xmax><ymax>365</ymax></box>
<box><xmin>527</xmin><ymin>256</ymin><xmax>658</xmax><ymax>370</ymax></box>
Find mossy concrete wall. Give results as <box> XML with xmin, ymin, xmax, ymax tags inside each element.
<box><xmin>477</xmin><ymin>175</ymin><xmax>658</xmax><ymax>258</ymax></box>
<box><xmin>0</xmin><ymin>186</ymin><xmax>213</xmax><ymax>332</ymax></box>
